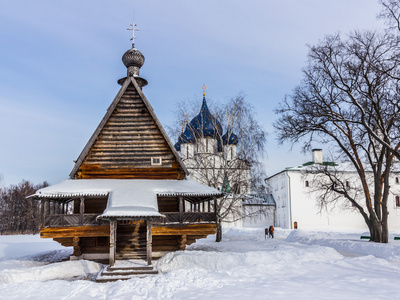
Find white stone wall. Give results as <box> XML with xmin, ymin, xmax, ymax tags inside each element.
<box><xmin>267</xmin><ymin>170</ymin><xmax>400</xmax><ymax>231</ymax></box>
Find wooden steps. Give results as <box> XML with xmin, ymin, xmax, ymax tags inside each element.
<box><xmin>96</xmin><ymin>260</ymin><xmax>158</xmax><ymax>282</ymax></box>
<box><xmin>116</xmin><ymin>223</ymin><xmax>147</xmax><ymax>260</ymax></box>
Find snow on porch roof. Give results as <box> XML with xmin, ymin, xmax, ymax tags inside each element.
<box><xmin>32</xmin><ymin>178</ymin><xmax>222</xmax><ymax>218</ymax></box>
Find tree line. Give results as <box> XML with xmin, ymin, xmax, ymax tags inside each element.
<box><xmin>0</xmin><ymin>179</ymin><xmax>48</xmax><ymax>235</ymax></box>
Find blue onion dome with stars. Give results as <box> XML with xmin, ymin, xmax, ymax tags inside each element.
<box><xmin>178</xmin><ymin>125</ymin><xmax>196</xmax><ymax>144</ymax></box>
<box><xmin>174</xmin><ymin>120</ymin><xmax>196</xmax><ymax>151</ymax></box>
<box><xmin>189</xmin><ymin>94</ymin><xmax>223</xmax><ymax>139</ymax></box>
<box><xmin>222</xmin><ymin>126</ymin><xmax>239</xmax><ymax>145</ymax></box>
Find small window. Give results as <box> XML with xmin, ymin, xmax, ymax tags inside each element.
<box><xmin>396</xmin><ymin>196</ymin><xmax>400</xmax><ymax>207</ymax></box>
<box><xmin>396</xmin><ymin>177</ymin><xmax>399</xmax><ymax>184</ymax></box>
<box><xmin>305</xmin><ymin>180</ymin><xmax>309</xmax><ymax>187</ymax></box>
<box><xmin>346</xmin><ymin>181</ymin><xmax>350</xmax><ymax>189</ymax></box>
<box><xmin>151</xmin><ymin>157</ymin><xmax>162</xmax><ymax>166</ymax></box>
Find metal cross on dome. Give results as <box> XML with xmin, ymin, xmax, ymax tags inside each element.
<box><xmin>127</xmin><ymin>21</ymin><xmax>140</xmax><ymax>45</ymax></box>
<box><xmin>201</xmin><ymin>83</ymin><xmax>208</xmax><ymax>95</ymax></box>
<box><xmin>184</xmin><ymin>113</ymin><xmax>190</xmax><ymax>124</ymax></box>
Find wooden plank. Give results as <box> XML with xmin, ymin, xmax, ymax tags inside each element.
<box><xmin>40</xmin><ymin>225</ymin><xmax>110</xmax><ymax>238</ymax></box>
<box><xmin>152</xmin><ymin>224</ymin><xmax>217</xmax><ymax>236</ymax></box>
<box><xmin>146</xmin><ymin>222</ymin><xmax>152</xmax><ymax>266</ymax></box>
<box><xmin>70</xmin><ymin>78</ymin><xmax>131</xmax><ymax>178</ymax></box>
<box><xmin>129</xmin><ymin>77</ymin><xmax>189</xmax><ymax>176</ymax></box>
<box><xmin>109</xmin><ymin>220</ymin><xmax>116</xmax><ymax>266</ymax></box>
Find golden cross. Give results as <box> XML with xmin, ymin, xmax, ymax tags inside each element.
<box><xmin>201</xmin><ymin>83</ymin><xmax>208</xmax><ymax>96</ymax></box>
<box><xmin>184</xmin><ymin>113</ymin><xmax>190</xmax><ymax>124</ymax></box>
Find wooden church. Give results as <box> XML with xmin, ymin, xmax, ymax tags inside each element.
<box><xmin>30</xmin><ymin>23</ymin><xmax>222</xmax><ymax>267</ymax></box>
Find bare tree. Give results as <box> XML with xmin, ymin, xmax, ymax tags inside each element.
<box><xmin>0</xmin><ymin>180</ymin><xmax>48</xmax><ymax>234</ymax></box>
<box><xmin>169</xmin><ymin>94</ymin><xmax>267</xmax><ymax>241</ymax></box>
<box><xmin>275</xmin><ymin>30</ymin><xmax>400</xmax><ymax>243</ymax></box>
<box><xmin>379</xmin><ymin>0</ymin><xmax>400</xmax><ymax>32</ymax></box>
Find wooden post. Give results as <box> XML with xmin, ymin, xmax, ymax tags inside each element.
<box><xmin>213</xmin><ymin>196</ymin><xmax>217</xmax><ymax>214</ymax></box>
<box><xmin>146</xmin><ymin>221</ymin><xmax>152</xmax><ymax>266</ymax></box>
<box><xmin>208</xmin><ymin>200</ymin><xmax>211</xmax><ymax>212</ymax></box>
<box><xmin>109</xmin><ymin>220</ymin><xmax>117</xmax><ymax>266</ymax></box>
<box><xmin>179</xmin><ymin>196</ymin><xmax>183</xmax><ymax>223</ymax></box>
<box><xmin>80</xmin><ymin>197</ymin><xmax>85</xmax><ymax>225</ymax></box>
<box><xmin>202</xmin><ymin>201</ymin><xmax>205</xmax><ymax>212</ymax></box>
<box><xmin>40</xmin><ymin>199</ymin><xmax>45</xmax><ymax>227</ymax></box>
<box><xmin>179</xmin><ymin>234</ymin><xmax>187</xmax><ymax>250</ymax></box>
<box><xmin>73</xmin><ymin>236</ymin><xmax>81</xmax><ymax>256</ymax></box>
<box><xmin>46</xmin><ymin>200</ymin><xmax>50</xmax><ymax>216</ymax></box>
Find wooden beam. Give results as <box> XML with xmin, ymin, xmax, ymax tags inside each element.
<box><xmin>80</xmin><ymin>197</ymin><xmax>85</xmax><ymax>225</ymax></box>
<box><xmin>109</xmin><ymin>220</ymin><xmax>117</xmax><ymax>266</ymax></box>
<box><xmin>213</xmin><ymin>196</ymin><xmax>217</xmax><ymax>213</ymax></box>
<box><xmin>40</xmin><ymin>225</ymin><xmax>110</xmax><ymax>238</ymax></box>
<box><xmin>72</xmin><ymin>236</ymin><xmax>81</xmax><ymax>256</ymax></box>
<box><xmin>146</xmin><ymin>221</ymin><xmax>152</xmax><ymax>266</ymax></box>
<box><xmin>179</xmin><ymin>234</ymin><xmax>187</xmax><ymax>250</ymax></box>
<box><xmin>152</xmin><ymin>224</ymin><xmax>217</xmax><ymax>236</ymax></box>
<box><xmin>40</xmin><ymin>199</ymin><xmax>45</xmax><ymax>227</ymax></box>
<box><xmin>179</xmin><ymin>196</ymin><xmax>183</xmax><ymax>223</ymax></box>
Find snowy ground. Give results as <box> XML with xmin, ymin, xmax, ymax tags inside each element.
<box><xmin>1</xmin><ymin>228</ymin><xmax>400</xmax><ymax>299</ymax></box>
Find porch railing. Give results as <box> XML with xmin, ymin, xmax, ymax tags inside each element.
<box><xmin>43</xmin><ymin>212</ymin><xmax>216</xmax><ymax>227</ymax></box>
<box><xmin>44</xmin><ymin>214</ymin><xmax>101</xmax><ymax>227</ymax></box>
<box><xmin>163</xmin><ymin>212</ymin><xmax>216</xmax><ymax>224</ymax></box>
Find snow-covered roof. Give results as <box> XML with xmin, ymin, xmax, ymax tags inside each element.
<box><xmin>32</xmin><ymin>178</ymin><xmax>222</xmax><ymax>219</ymax></box>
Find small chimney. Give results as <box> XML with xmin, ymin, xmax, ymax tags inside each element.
<box><xmin>312</xmin><ymin>149</ymin><xmax>323</xmax><ymax>164</ymax></box>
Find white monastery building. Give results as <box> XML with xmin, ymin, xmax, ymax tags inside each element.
<box><xmin>266</xmin><ymin>149</ymin><xmax>400</xmax><ymax>231</ymax></box>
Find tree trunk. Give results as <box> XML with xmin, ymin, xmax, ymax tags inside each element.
<box><xmin>382</xmin><ymin>207</ymin><xmax>389</xmax><ymax>243</ymax></box>
<box><xmin>215</xmin><ymin>217</ymin><xmax>222</xmax><ymax>242</ymax></box>
<box><xmin>370</xmin><ymin>219</ymin><xmax>382</xmax><ymax>243</ymax></box>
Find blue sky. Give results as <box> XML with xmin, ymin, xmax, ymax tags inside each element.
<box><xmin>0</xmin><ymin>1</ymin><xmax>385</xmax><ymax>186</ymax></box>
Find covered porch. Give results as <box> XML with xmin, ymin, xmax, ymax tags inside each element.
<box><xmin>30</xmin><ymin>178</ymin><xmax>222</xmax><ymax>265</ymax></box>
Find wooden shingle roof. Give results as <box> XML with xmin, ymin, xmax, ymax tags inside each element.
<box><xmin>69</xmin><ymin>76</ymin><xmax>188</xmax><ymax>180</ymax></box>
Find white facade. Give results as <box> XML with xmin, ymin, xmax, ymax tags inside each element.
<box><xmin>266</xmin><ymin>151</ymin><xmax>400</xmax><ymax>231</ymax></box>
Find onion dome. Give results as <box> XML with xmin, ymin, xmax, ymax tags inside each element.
<box><xmin>122</xmin><ymin>47</ymin><xmax>145</xmax><ymax>77</ymax></box>
<box><xmin>118</xmin><ymin>21</ymin><xmax>148</xmax><ymax>87</ymax></box>
<box><xmin>122</xmin><ymin>47</ymin><xmax>145</xmax><ymax>69</ymax></box>
<box><xmin>222</xmin><ymin>126</ymin><xmax>239</xmax><ymax>145</ymax></box>
<box><xmin>178</xmin><ymin>125</ymin><xmax>196</xmax><ymax>144</ymax></box>
<box><xmin>189</xmin><ymin>95</ymin><xmax>222</xmax><ymax>138</ymax></box>
<box><xmin>174</xmin><ymin>142</ymin><xmax>181</xmax><ymax>151</ymax></box>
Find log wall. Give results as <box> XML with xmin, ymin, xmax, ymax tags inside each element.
<box><xmin>75</xmin><ymin>84</ymin><xmax>184</xmax><ymax>180</ymax></box>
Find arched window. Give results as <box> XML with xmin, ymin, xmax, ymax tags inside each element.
<box><xmin>346</xmin><ymin>181</ymin><xmax>350</xmax><ymax>189</ymax></box>
<box><xmin>396</xmin><ymin>196</ymin><xmax>400</xmax><ymax>207</ymax></box>
<box><xmin>396</xmin><ymin>177</ymin><xmax>399</xmax><ymax>184</ymax></box>
<box><xmin>305</xmin><ymin>180</ymin><xmax>309</xmax><ymax>187</ymax></box>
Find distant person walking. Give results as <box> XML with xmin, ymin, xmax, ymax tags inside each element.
<box><xmin>269</xmin><ymin>225</ymin><xmax>274</xmax><ymax>239</ymax></box>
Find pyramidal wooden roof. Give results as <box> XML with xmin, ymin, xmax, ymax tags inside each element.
<box><xmin>69</xmin><ymin>76</ymin><xmax>188</xmax><ymax>180</ymax></box>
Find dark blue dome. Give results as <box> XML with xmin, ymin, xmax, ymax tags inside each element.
<box><xmin>174</xmin><ymin>142</ymin><xmax>181</xmax><ymax>151</ymax></box>
<box><xmin>178</xmin><ymin>125</ymin><xmax>196</xmax><ymax>144</ymax></box>
<box><xmin>189</xmin><ymin>96</ymin><xmax>222</xmax><ymax>138</ymax></box>
<box><xmin>222</xmin><ymin>127</ymin><xmax>239</xmax><ymax>145</ymax></box>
